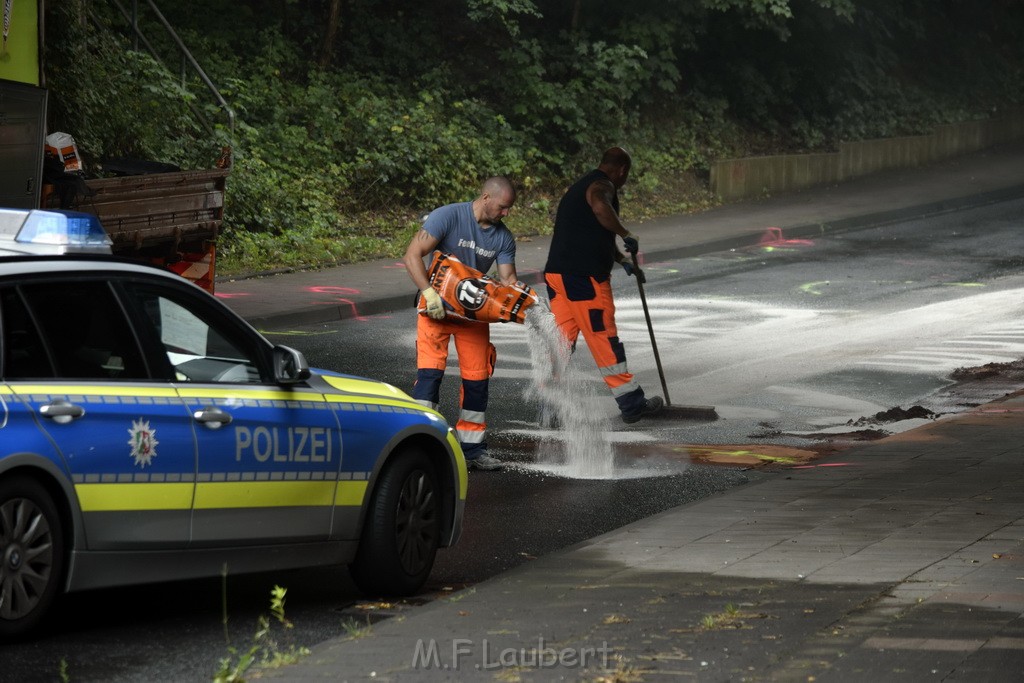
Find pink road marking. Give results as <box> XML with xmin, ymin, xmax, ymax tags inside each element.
<box><xmin>760</xmin><ymin>226</ymin><xmax>814</xmax><ymax>247</ymax></box>
<box><xmin>305</xmin><ymin>286</ymin><xmax>369</xmax><ymax>321</ymax></box>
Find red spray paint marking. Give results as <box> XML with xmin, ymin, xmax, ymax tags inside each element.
<box><xmin>214</xmin><ymin>292</ymin><xmax>251</xmax><ymax>299</ymax></box>
<box><xmin>382</xmin><ymin>261</ymin><xmax>407</xmax><ymax>270</ymax></box>
<box><xmin>305</xmin><ymin>285</ymin><xmax>369</xmax><ymax>321</ymax></box>
<box><xmin>759</xmin><ymin>227</ymin><xmax>814</xmax><ymax>247</ymax></box>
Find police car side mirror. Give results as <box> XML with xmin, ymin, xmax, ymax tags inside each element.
<box><xmin>273</xmin><ymin>345</ymin><xmax>311</xmax><ymax>384</ymax></box>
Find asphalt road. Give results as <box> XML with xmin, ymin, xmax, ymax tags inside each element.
<box><xmin>2</xmin><ymin>198</ymin><xmax>1023</xmax><ymax>682</ymax></box>
<box><xmin>283</xmin><ymin>195</ymin><xmax>1024</xmax><ymax>452</ymax></box>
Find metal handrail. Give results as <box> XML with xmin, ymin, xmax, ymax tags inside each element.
<box><xmin>109</xmin><ymin>0</ymin><xmax>235</xmax><ymax>137</ymax></box>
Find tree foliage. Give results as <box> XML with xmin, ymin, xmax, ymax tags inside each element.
<box><xmin>43</xmin><ymin>0</ymin><xmax>1024</xmax><ymax>273</ymax></box>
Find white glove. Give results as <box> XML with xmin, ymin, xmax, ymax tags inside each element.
<box><xmin>421</xmin><ymin>287</ymin><xmax>445</xmax><ymax>319</ymax></box>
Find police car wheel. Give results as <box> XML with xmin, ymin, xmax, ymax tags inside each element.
<box><xmin>0</xmin><ymin>476</ymin><xmax>66</xmax><ymax>638</ymax></box>
<box><xmin>350</xmin><ymin>449</ymin><xmax>441</xmax><ymax>596</ymax></box>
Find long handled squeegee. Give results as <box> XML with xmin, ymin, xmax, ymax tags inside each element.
<box><xmin>630</xmin><ymin>252</ymin><xmax>718</xmax><ymax>421</ymax></box>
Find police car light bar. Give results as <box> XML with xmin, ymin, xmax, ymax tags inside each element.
<box><xmin>17</xmin><ymin>210</ymin><xmax>112</xmax><ymax>246</ymax></box>
<box><xmin>0</xmin><ymin>208</ymin><xmax>113</xmax><ymax>255</ymax></box>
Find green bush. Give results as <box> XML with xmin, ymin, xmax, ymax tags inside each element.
<box><xmin>41</xmin><ymin>1</ymin><xmax>1024</xmax><ymax>276</ymax></box>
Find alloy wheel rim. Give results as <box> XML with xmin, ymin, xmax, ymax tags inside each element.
<box><xmin>0</xmin><ymin>497</ymin><xmax>54</xmax><ymax>621</ymax></box>
<box><xmin>395</xmin><ymin>471</ymin><xmax>438</xmax><ymax>575</ymax></box>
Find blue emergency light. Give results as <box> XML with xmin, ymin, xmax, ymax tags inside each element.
<box><xmin>15</xmin><ymin>210</ymin><xmax>112</xmax><ymax>247</ymax></box>
<box><xmin>0</xmin><ymin>208</ymin><xmax>113</xmax><ymax>255</ymax></box>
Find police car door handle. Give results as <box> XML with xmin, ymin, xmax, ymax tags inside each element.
<box><xmin>193</xmin><ymin>407</ymin><xmax>233</xmax><ymax>429</ymax></box>
<box><xmin>39</xmin><ymin>400</ymin><xmax>86</xmax><ymax>425</ymax></box>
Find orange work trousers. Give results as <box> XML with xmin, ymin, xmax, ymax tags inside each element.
<box><xmin>412</xmin><ymin>314</ymin><xmax>496</xmax><ymax>458</ymax></box>
<box><xmin>543</xmin><ymin>272</ymin><xmax>646</xmax><ymax>416</ymax></box>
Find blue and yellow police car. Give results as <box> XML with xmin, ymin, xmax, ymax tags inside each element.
<box><xmin>0</xmin><ymin>209</ymin><xmax>466</xmax><ymax>637</ymax></box>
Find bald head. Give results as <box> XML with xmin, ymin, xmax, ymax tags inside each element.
<box><xmin>475</xmin><ymin>176</ymin><xmax>516</xmax><ymax>226</ymax></box>
<box><xmin>482</xmin><ymin>176</ymin><xmax>515</xmax><ymax>198</ymax></box>
<box><xmin>598</xmin><ymin>147</ymin><xmax>632</xmax><ymax>188</ymax></box>
<box><xmin>600</xmin><ymin>147</ymin><xmax>631</xmax><ymax>169</ymax></box>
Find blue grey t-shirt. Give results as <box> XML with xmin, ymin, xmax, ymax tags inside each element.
<box><xmin>422</xmin><ymin>201</ymin><xmax>516</xmax><ymax>275</ymax></box>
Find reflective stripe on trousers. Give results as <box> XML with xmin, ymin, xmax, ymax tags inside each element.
<box><xmin>413</xmin><ymin>314</ymin><xmax>496</xmax><ymax>457</ymax></box>
<box><xmin>544</xmin><ymin>272</ymin><xmax>646</xmax><ymax>416</ymax></box>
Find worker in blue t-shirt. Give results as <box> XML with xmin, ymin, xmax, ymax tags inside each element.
<box><xmin>403</xmin><ymin>177</ymin><xmax>519</xmax><ymax>471</ymax></box>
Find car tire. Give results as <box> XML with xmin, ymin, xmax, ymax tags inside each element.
<box><xmin>350</xmin><ymin>448</ymin><xmax>441</xmax><ymax>596</ymax></box>
<box><xmin>0</xmin><ymin>476</ymin><xmax>65</xmax><ymax>638</ymax></box>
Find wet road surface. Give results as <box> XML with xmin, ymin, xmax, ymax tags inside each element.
<box><xmin>3</xmin><ymin>199</ymin><xmax>1024</xmax><ymax>682</ymax></box>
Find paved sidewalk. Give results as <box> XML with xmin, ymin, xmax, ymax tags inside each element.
<box><xmin>260</xmin><ymin>392</ymin><xmax>1024</xmax><ymax>681</ymax></box>
<box><xmin>225</xmin><ymin>144</ymin><xmax>1024</xmax><ymax>681</ymax></box>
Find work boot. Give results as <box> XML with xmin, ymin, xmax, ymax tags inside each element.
<box><xmin>467</xmin><ymin>453</ymin><xmax>504</xmax><ymax>471</ymax></box>
<box><xmin>621</xmin><ymin>396</ymin><xmax>665</xmax><ymax>424</ymax></box>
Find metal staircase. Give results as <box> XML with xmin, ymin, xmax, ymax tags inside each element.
<box><xmin>105</xmin><ymin>0</ymin><xmax>235</xmax><ymax>139</ymax></box>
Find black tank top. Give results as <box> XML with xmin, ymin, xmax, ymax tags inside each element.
<box><xmin>544</xmin><ymin>169</ymin><xmax>619</xmax><ymax>277</ymax></box>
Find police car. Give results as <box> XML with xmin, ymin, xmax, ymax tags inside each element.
<box><xmin>0</xmin><ymin>210</ymin><xmax>466</xmax><ymax>637</ymax></box>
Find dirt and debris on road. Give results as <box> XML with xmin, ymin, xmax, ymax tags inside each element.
<box><xmin>847</xmin><ymin>405</ymin><xmax>937</xmax><ymax>426</ymax></box>
<box><xmin>744</xmin><ymin>357</ymin><xmax>1024</xmax><ymax>466</ymax></box>
<box><xmin>950</xmin><ymin>358</ymin><xmax>1024</xmax><ymax>383</ymax></box>
<box><xmin>932</xmin><ymin>357</ymin><xmax>1024</xmax><ymax>409</ymax></box>
<box><xmin>825</xmin><ymin>359</ymin><xmax>1024</xmax><ymax>437</ymax></box>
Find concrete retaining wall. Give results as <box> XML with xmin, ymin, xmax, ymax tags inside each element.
<box><xmin>710</xmin><ymin>109</ymin><xmax>1024</xmax><ymax>202</ymax></box>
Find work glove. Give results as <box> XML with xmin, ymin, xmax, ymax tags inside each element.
<box><xmin>620</xmin><ymin>260</ymin><xmax>646</xmax><ymax>284</ymax></box>
<box><xmin>622</xmin><ymin>231</ymin><xmax>639</xmax><ymax>255</ymax></box>
<box><xmin>421</xmin><ymin>287</ymin><xmax>446</xmax><ymax>319</ymax></box>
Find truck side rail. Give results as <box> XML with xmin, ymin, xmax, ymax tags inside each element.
<box><xmin>74</xmin><ymin>168</ymin><xmax>229</xmax><ymax>253</ymax></box>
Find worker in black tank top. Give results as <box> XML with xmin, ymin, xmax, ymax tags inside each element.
<box><xmin>542</xmin><ymin>147</ymin><xmax>665</xmax><ymax>424</ymax></box>
<box><xmin>544</xmin><ymin>169</ymin><xmax>619</xmax><ymax>277</ymax></box>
